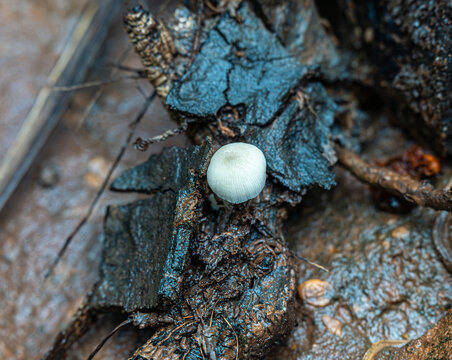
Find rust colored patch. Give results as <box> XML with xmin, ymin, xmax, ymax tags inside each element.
<box><xmin>380</xmin><ymin>145</ymin><xmax>441</xmax><ymax>179</ymax></box>
<box><xmin>372</xmin><ymin>145</ymin><xmax>441</xmax><ymax>213</ymax></box>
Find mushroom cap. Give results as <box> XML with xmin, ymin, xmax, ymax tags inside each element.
<box><xmin>207</xmin><ymin>142</ymin><xmax>267</xmax><ymax>204</ymax></box>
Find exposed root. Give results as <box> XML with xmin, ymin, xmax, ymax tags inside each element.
<box><xmin>337</xmin><ymin>146</ymin><xmax>452</xmax><ymax>212</ymax></box>
<box><xmin>86</xmin><ymin>319</ymin><xmax>132</xmax><ymax>360</ymax></box>
<box><xmin>362</xmin><ymin>339</ymin><xmax>408</xmax><ymax>360</ymax></box>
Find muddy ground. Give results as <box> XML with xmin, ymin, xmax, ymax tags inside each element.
<box><xmin>0</xmin><ymin>1</ymin><xmax>450</xmax><ymax>359</ymax></box>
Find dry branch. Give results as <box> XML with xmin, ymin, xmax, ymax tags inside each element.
<box><xmin>337</xmin><ymin>147</ymin><xmax>452</xmax><ymax>212</ymax></box>
<box><xmin>134</xmin><ymin>121</ymin><xmax>189</xmax><ymax>151</ymax></box>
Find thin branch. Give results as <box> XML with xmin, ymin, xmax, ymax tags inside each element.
<box><xmin>337</xmin><ymin>146</ymin><xmax>452</xmax><ymax>212</ymax></box>
<box><xmin>134</xmin><ymin>120</ymin><xmax>189</xmax><ymax>151</ymax></box>
<box><xmin>222</xmin><ymin>315</ymin><xmax>239</xmax><ymax>360</ymax></box>
<box><xmin>156</xmin><ymin>321</ymin><xmax>197</xmax><ymax>346</ymax></box>
<box><xmin>186</xmin><ymin>0</ymin><xmax>204</xmax><ymax>70</ymax></box>
<box><xmin>44</xmin><ymin>91</ymin><xmax>156</xmax><ymax>280</ymax></box>
<box><xmin>294</xmin><ymin>253</ymin><xmax>329</xmax><ymax>273</ymax></box>
<box><xmin>76</xmin><ymin>47</ymin><xmax>131</xmax><ymax>129</ymax></box>
<box><xmin>49</xmin><ymin>75</ymin><xmax>142</xmax><ymax>92</ymax></box>
<box><xmin>105</xmin><ymin>63</ymin><xmax>146</xmax><ymax>77</ymax></box>
<box><xmin>135</xmin><ymin>83</ymin><xmax>148</xmax><ymax>100</ymax></box>
<box><xmin>86</xmin><ymin>319</ymin><xmax>132</xmax><ymax>360</ymax></box>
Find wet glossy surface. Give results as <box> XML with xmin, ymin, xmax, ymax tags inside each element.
<box><xmin>0</xmin><ymin>2</ymin><xmax>189</xmax><ymax>358</ymax></box>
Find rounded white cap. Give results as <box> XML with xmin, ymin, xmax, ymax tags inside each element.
<box><xmin>207</xmin><ymin>142</ymin><xmax>267</xmax><ymax>204</ymax></box>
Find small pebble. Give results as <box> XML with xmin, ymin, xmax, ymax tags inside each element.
<box><xmin>84</xmin><ymin>156</ymin><xmax>109</xmax><ymax>189</ymax></box>
<box><xmin>83</xmin><ymin>172</ymin><xmax>103</xmax><ymax>188</ymax></box>
<box><xmin>37</xmin><ymin>162</ymin><xmax>60</xmax><ymax>188</ymax></box>
<box><xmin>391</xmin><ymin>226</ymin><xmax>410</xmax><ymax>239</ymax></box>
<box><xmin>364</xmin><ymin>27</ymin><xmax>374</xmax><ymax>43</ymax></box>
<box><xmin>298</xmin><ymin>279</ymin><xmax>333</xmax><ymax>307</ymax></box>
<box><xmin>321</xmin><ymin>315</ymin><xmax>343</xmax><ymax>337</ymax></box>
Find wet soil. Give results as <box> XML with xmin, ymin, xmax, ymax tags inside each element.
<box><xmin>1</xmin><ymin>1</ymin><xmax>451</xmax><ymax>359</ymax></box>
<box><xmin>266</xmin><ymin>131</ymin><xmax>452</xmax><ymax>359</ymax></box>
<box><xmin>0</xmin><ymin>3</ymin><xmax>189</xmax><ymax>358</ymax></box>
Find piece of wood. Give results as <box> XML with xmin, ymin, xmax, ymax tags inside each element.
<box><xmin>0</xmin><ymin>0</ymin><xmax>119</xmax><ymax>212</ymax></box>
<box><xmin>337</xmin><ymin>146</ymin><xmax>452</xmax><ymax>212</ymax></box>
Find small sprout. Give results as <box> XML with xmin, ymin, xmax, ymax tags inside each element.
<box><xmin>207</xmin><ymin>142</ymin><xmax>266</xmax><ymax>204</ymax></box>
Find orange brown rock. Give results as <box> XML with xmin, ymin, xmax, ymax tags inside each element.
<box><xmin>298</xmin><ymin>279</ymin><xmax>332</xmax><ymax>307</ymax></box>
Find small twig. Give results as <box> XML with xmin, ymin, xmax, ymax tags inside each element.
<box><xmin>222</xmin><ymin>316</ymin><xmax>239</xmax><ymax>360</ymax></box>
<box><xmin>86</xmin><ymin>319</ymin><xmax>132</xmax><ymax>360</ymax></box>
<box><xmin>186</xmin><ymin>0</ymin><xmax>204</xmax><ymax>70</ymax></box>
<box><xmin>49</xmin><ymin>75</ymin><xmax>141</xmax><ymax>92</ymax></box>
<box><xmin>134</xmin><ymin>120</ymin><xmax>189</xmax><ymax>151</ymax></box>
<box><xmin>44</xmin><ymin>91</ymin><xmax>156</xmax><ymax>280</ymax></box>
<box><xmin>362</xmin><ymin>339</ymin><xmax>408</xmax><ymax>360</ymax></box>
<box><xmin>156</xmin><ymin>321</ymin><xmax>197</xmax><ymax>346</ymax></box>
<box><xmin>210</xmin><ymin>298</ymin><xmax>221</xmax><ymax>327</ymax></box>
<box><xmin>135</xmin><ymin>83</ymin><xmax>148</xmax><ymax>100</ymax></box>
<box><xmin>182</xmin><ymin>348</ymin><xmax>192</xmax><ymax>360</ymax></box>
<box><xmin>337</xmin><ymin>146</ymin><xmax>452</xmax><ymax>212</ymax></box>
<box><xmin>281</xmin><ymin>233</ymin><xmax>328</xmax><ymax>272</ymax></box>
<box><xmin>105</xmin><ymin>63</ymin><xmax>146</xmax><ymax>77</ymax></box>
<box><xmin>76</xmin><ymin>47</ymin><xmax>131</xmax><ymax>130</ymax></box>
<box><xmin>294</xmin><ymin>253</ymin><xmax>329</xmax><ymax>273</ymax></box>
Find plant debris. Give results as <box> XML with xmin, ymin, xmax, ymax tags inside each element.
<box><xmin>41</xmin><ymin>1</ymin><xmax>452</xmax><ymax>359</ymax></box>
<box><xmin>337</xmin><ymin>146</ymin><xmax>452</xmax><ymax>212</ymax></box>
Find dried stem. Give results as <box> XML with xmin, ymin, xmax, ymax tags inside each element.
<box><xmin>49</xmin><ymin>75</ymin><xmax>142</xmax><ymax>91</ymax></box>
<box><xmin>222</xmin><ymin>315</ymin><xmax>239</xmax><ymax>360</ymax></box>
<box><xmin>337</xmin><ymin>146</ymin><xmax>452</xmax><ymax>212</ymax></box>
<box><xmin>156</xmin><ymin>321</ymin><xmax>197</xmax><ymax>346</ymax></box>
<box><xmin>186</xmin><ymin>0</ymin><xmax>204</xmax><ymax>70</ymax></box>
<box><xmin>86</xmin><ymin>319</ymin><xmax>132</xmax><ymax>360</ymax></box>
<box><xmin>44</xmin><ymin>91</ymin><xmax>156</xmax><ymax>280</ymax></box>
<box><xmin>134</xmin><ymin>121</ymin><xmax>189</xmax><ymax>151</ymax></box>
<box><xmin>294</xmin><ymin>253</ymin><xmax>329</xmax><ymax>272</ymax></box>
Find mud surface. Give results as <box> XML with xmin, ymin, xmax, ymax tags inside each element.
<box><xmin>0</xmin><ymin>2</ymin><xmax>189</xmax><ymax>359</ymax></box>
<box><xmin>267</xmin><ymin>165</ymin><xmax>451</xmax><ymax>359</ymax></box>
<box><xmin>1</xmin><ymin>1</ymin><xmax>451</xmax><ymax>359</ymax></box>
<box><xmin>375</xmin><ymin>310</ymin><xmax>451</xmax><ymax>360</ymax></box>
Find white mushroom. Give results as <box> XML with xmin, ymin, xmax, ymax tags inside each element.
<box><xmin>207</xmin><ymin>142</ymin><xmax>267</xmax><ymax>204</ymax></box>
